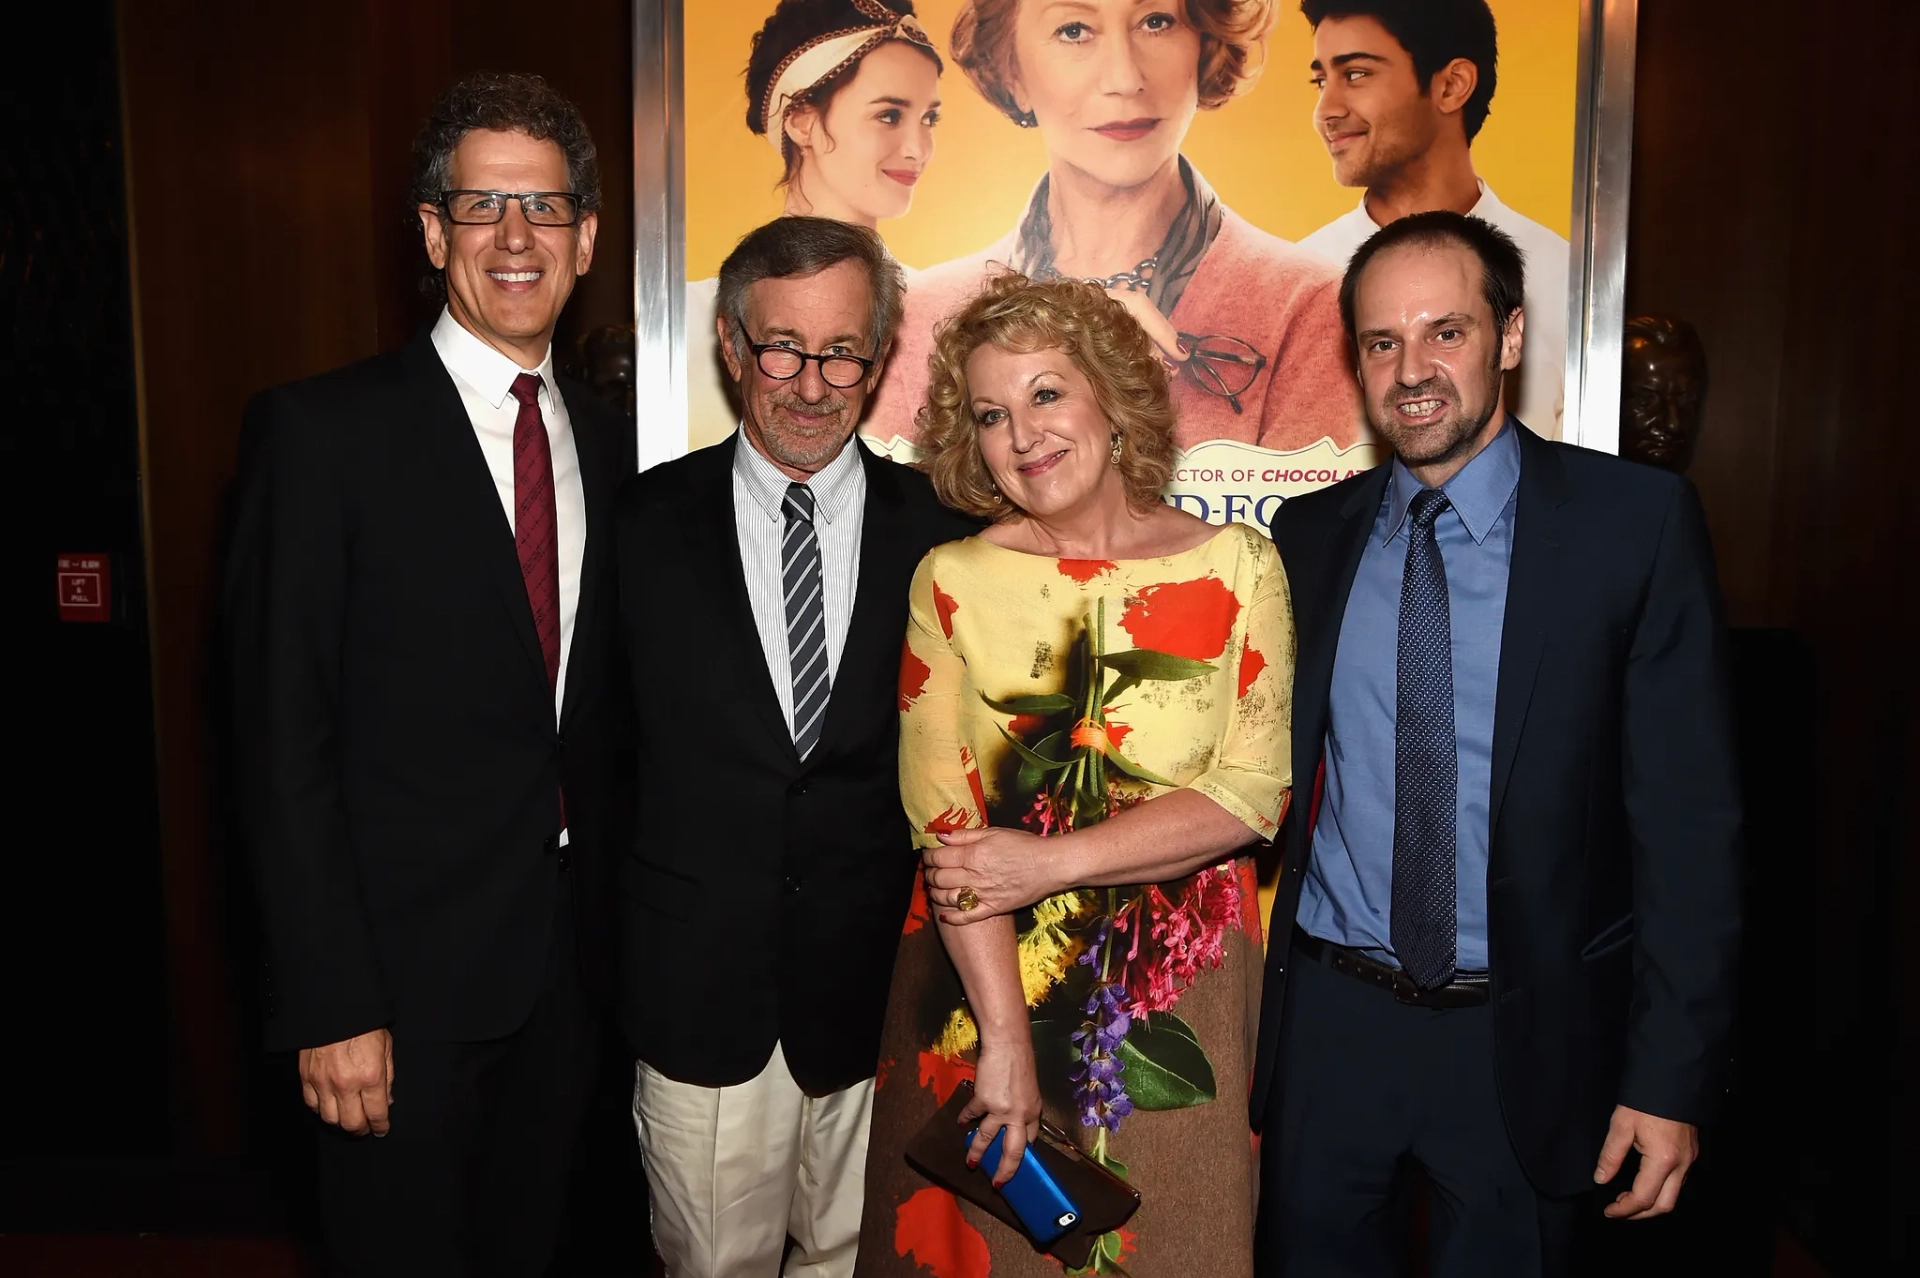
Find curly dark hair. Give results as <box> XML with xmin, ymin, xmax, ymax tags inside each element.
<box><xmin>745</xmin><ymin>0</ymin><xmax>942</xmax><ymax>190</ymax></box>
<box><xmin>410</xmin><ymin>71</ymin><xmax>601</xmax><ymax>212</ymax></box>
<box><xmin>918</xmin><ymin>272</ymin><xmax>1176</xmax><ymax>520</ymax></box>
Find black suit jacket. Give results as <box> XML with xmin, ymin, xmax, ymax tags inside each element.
<box><xmin>613</xmin><ymin>440</ymin><xmax>976</xmax><ymax>1093</ymax></box>
<box><xmin>226</xmin><ymin>329</ymin><xmax>624</xmax><ymax>1052</ymax></box>
<box><xmin>1251</xmin><ymin>424</ymin><xmax>1743</xmax><ymax>1197</ymax></box>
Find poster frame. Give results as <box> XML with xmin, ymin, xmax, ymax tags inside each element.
<box><xmin>631</xmin><ymin>0</ymin><xmax>1638</xmax><ymax>470</ymax></box>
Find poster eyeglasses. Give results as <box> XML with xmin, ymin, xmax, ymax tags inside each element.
<box><xmin>1177</xmin><ymin>333</ymin><xmax>1268</xmax><ymax>415</ymax></box>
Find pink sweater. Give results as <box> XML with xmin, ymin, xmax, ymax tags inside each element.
<box><xmin>866</xmin><ymin>207</ymin><xmax>1365</xmax><ymax>452</ymax></box>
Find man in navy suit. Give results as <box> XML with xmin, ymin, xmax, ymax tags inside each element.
<box><xmin>1253</xmin><ymin>211</ymin><xmax>1742</xmax><ymax>1277</ymax></box>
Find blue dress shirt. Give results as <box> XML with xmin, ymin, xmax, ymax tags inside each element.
<box><xmin>1296</xmin><ymin>418</ymin><xmax>1521</xmax><ymax>971</ymax></box>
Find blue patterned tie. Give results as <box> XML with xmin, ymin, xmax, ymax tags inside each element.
<box><xmin>782</xmin><ymin>482</ymin><xmax>831</xmax><ymax>759</ymax></box>
<box><xmin>1393</xmin><ymin>487</ymin><xmax>1458</xmax><ymax>990</ymax></box>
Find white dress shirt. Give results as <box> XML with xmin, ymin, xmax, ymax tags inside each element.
<box><xmin>430</xmin><ymin>308</ymin><xmax>586</xmax><ymax>726</ymax></box>
<box><xmin>1300</xmin><ymin>180</ymin><xmax>1571</xmax><ymax>439</ymax></box>
<box><xmin>732</xmin><ymin>431</ymin><xmax>866</xmax><ymax>739</ymax></box>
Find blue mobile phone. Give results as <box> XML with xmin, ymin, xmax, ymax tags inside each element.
<box><xmin>965</xmin><ymin>1125</ymin><xmax>1081</xmax><ymax>1245</ymax></box>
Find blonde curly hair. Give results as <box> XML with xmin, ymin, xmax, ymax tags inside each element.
<box><xmin>951</xmin><ymin>0</ymin><xmax>1277</xmax><ymax>125</ymax></box>
<box><xmin>918</xmin><ymin>272</ymin><xmax>1176</xmax><ymax>520</ymax></box>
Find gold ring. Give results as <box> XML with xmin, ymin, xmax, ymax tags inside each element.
<box><xmin>955</xmin><ymin>887</ymin><xmax>980</xmax><ymax>912</ymax></box>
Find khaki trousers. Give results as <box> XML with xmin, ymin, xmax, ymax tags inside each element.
<box><xmin>632</xmin><ymin>1045</ymin><xmax>875</xmax><ymax>1277</ymax></box>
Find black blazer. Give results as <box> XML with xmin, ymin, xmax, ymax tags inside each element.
<box><xmin>1250</xmin><ymin>424</ymin><xmax>1744</xmax><ymax>1197</ymax></box>
<box><xmin>613</xmin><ymin>441</ymin><xmax>976</xmax><ymax>1093</ymax></box>
<box><xmin>226</xmin><ymin>329</ymin><xmax>624</xmax><ymax>1053</ymax></box>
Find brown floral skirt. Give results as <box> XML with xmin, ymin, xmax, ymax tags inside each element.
<box><xmin>855</xmin><ymin>863</ymin><xmax>1264</xmax><ymax>1277</ymax></box>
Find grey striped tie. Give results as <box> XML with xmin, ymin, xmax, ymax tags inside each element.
<box><xmin>782</xmin><ymin>482</ymin><xmax>831</xmax><ymax>758</ymax></box>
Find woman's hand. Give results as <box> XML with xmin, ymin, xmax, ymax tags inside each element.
<box><xmin>960</xmin><ymin>1032</ymin><xmax>1043</xmax><ymax>1188</ymax></box>
<box><xmin>924</xmin><ymin>827</ymin><xmax>1063</xmax><ymax>924</ymax></box>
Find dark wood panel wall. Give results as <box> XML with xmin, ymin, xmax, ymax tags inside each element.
<box><xmin>121</xmin><ymin>0</ymin><xmax>379</xmax><ymax>1160</ymax></box>
<box><xmin>118</xmin><ymin>4</ymin><xmax>1914</xmax><ymax>1264</ymax></box>
<box><xmin>1627</xmin><ymin>0</ymin><xmax>1917</xmax><ymax>1267</ymax></box>
<box><xmin>118</xmin><ymin>0</ymin><xmax>633</xmax><ymax>1157</ymax></box>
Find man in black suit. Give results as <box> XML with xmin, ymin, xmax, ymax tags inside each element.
<box><xmin>614</xmin><ymin>217</ymin><xmax>973</xmax><ymax>1277</ymax></box>
<box><xmin>227</xmin><ymin>73</ymin><xmax>624</xmax><ymax>1276</ymax></box>
<box><xmin>1252</xmin><ymin>211</ymin><xmax>1742</xmax><ymax>1277</ymax></box>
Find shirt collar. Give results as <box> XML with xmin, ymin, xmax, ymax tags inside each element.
<box><xmin>1470</xmin><ymin>180</ymin><xmax>1507</xmax><ymax>220</ymax></box>
<box><xmin>431</xmin><ymin>307</ymin><xmax>555</xmax><ymax>409</ymax></box>
<box><xmin>732</xmin><ymin>428</ymin><xmax>866</xmax><ymax>525</ymax></box>
<box><xmin>1383</xmin><ymin>415</ymin><xmax>1522</xmax><ymax>546</ymax></box>
<box><xmin>1355</xmin><ymin>178</ymin><xmax>1493</xmax><ymax>230</ymax></box>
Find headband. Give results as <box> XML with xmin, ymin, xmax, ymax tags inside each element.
<box><xmin>761</xmin><ymin>1</ymin><xmax>934</xmax><ymax>157</ymax></box>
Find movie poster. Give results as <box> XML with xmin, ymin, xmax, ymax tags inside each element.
<box><xmin>669</xmin><ymin>0</ymin><xmax>1584</xmax><ymax>522</ymax></box>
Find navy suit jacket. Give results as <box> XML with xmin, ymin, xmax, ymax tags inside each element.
<box><xmin>1251</xmin><ymin>423</ymin><xmax>1744</xmax><ymax>1196</ymax></box>
<box><xmin>612</xmin><ymin>441</ymin><xmax>978</xmax><ymax>1093</ymax></box>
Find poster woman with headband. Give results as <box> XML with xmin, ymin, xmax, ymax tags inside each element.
<box><xmin>687</xmin><ymin>0</ymin><xmax>944</xmax><ymax>451</ymax></box>
<box><xmin>864</xmin><ymin>0</ymin><xmax>1363</xmax><ymax>455</ymax></box>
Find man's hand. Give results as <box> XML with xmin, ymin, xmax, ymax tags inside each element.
<box><xmin>299</xmin><ymin>1028</ymin><xmax>394</xmax><ymax>1137</ymax></box>
<box><xmin>1594</xmin><ymin>1104</ymin><xmax>1698</xmax><ymax>1219</ymax></box>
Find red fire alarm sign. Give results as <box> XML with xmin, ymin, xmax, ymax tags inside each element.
<box><xmin>57</xmin><ymin>553</ymin><xmax>112</xmax><ymax>623</ymax></box>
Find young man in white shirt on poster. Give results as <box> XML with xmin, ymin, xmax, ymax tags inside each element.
<box><xmin>1298</xmin><ymin>0</ymin><xmax>1570</xmax><ymax>438</ymax></box>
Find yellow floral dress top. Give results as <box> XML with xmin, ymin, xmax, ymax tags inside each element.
<box><xmin>858</xmin><ymin>522</ymin><xmax>1295</xmax><ymax>1278</ymax></box>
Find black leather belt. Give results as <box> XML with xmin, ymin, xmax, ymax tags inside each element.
<box><xmin>1292</xmin><ymin>927</ymin><xmax>1490</xmax><ymax>1008</ymax></box>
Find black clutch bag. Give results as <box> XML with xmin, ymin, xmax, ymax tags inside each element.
<box><xmin>904</xmin><ymin>1080</ymin><xmax>1141</xmax><ymax>1269</ymax></box>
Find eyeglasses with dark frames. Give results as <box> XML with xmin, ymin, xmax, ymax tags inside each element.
<box><xmin>438</xmin><ymin>190</ymin><xmax>585</xmax><ymax>227</ymax></box>
<box><xmin>1177</xmin><ymin>332</ymin><xmax>1269</xmax><ymax>415</ymax></box>
<box><xmin>749</xmin><ymin>342</ymin><xmax>876</xmax><ymax>389</ymax></box>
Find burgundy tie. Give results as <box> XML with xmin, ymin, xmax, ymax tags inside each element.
<box><xmin>509</xmin><ymin>373</ymin><xmax>565</xmax><ymax>834</ymax></box>
<box><xmin>509</xmin><ymin>373</ymin><xmax>562</xmax><ymax>688</ymax></box>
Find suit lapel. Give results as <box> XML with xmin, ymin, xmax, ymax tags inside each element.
<box><xmin>812</xmin><ymin>444</ymin><xmax>905</xmax><ymax>760</ymax></box>
<box><xmin>558</xmin><ymin>381</ymin><xmax>611</xmax><ymax>730</ymax></box>
<box><xmin>1294</xmin><ymin>466</ymin><xmax>1391</xmax><ymax>817</ymax></box>
<box><xmin>690</xmin><ymin>443</ymin><xmax>803</xmax><ymax>765</ymax></box>
<box><xmin>1489</xmin><ymin>425</ymin><xmax>1571</xmax><ymax>834</ymax></box>
<box><xmin>401</xmin><ymin>335</ymin><xmax>548</xmax><ymax>689</ymax></box>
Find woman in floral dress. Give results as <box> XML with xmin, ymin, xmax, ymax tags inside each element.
<box><xmin>857</xmin><ymin>273</ymin><xmax>1293</xmax><ymax>1277</ymax></box>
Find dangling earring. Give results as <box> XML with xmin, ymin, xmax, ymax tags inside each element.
<box><xmin>1110</xmin><ymin>434</ymin><xmax>1124</xmax><ymax>466</ymax></box>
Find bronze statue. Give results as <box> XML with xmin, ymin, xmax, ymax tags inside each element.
<box><xmin>570</xmin><ymin>322</ymin><xmax>636</xmax><ymax>422</ymax></box>
<box><xmin>1620</xmin><ymin>315</ymin><xmax>1707</xmax><ymax>473</ymax></box>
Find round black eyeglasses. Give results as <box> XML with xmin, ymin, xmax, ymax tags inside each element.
<box><xmin>749</xmin><ymin>342</ymin><xmax>875</xmax><ymax>389</ymax></box>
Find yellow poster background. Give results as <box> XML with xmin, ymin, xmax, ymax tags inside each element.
<box><xmin>685</xmin><ymin>1</ymin><xmax>1576</xmax><ymax>275</ymax></box>
<box><xmin>682</xmin><ymin>1</ymin><xmax>1580</xmax><ymax>516</ymax></box>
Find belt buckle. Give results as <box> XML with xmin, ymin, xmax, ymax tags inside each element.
<box><xmin>1392</xmin><ymin>971</ymin><xmax>1470</xmax><ymax>1007</ymax></box>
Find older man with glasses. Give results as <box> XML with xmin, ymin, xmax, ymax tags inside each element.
<box><xmin>227</xmin><ymin>72</ymin><xmax>625</xmax><ymax>1276</ymax></box>
<box><xmin>611</xmin><ymin>215</ymin><xmax>975</xmax><ymax>1278</ymax></box>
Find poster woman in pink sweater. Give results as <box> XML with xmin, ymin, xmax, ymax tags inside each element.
<box><xmin>867</xmin><ymin>0</ymin><xmax>1363</xmax><ymax>452</ymax></box>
